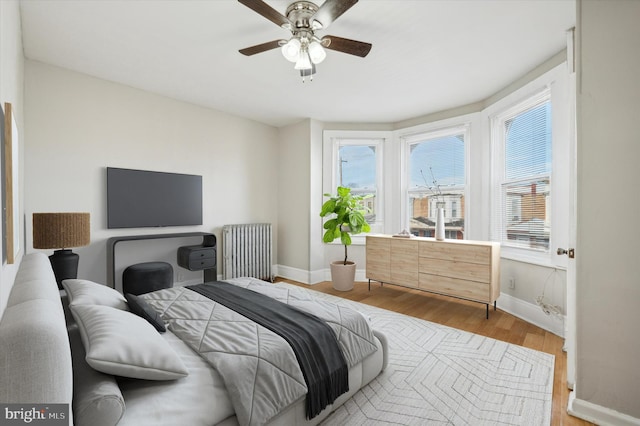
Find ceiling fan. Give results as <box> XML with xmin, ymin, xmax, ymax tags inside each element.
<box><xmin>238</xmin><ymin>0</ymin><xmax>372</xmax><ymax>81</ymax></box>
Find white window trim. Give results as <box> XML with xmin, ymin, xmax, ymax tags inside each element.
<box><xmin>486</xmin><ymin>63</ymin><xmax>570</xmax><ymax>268</ymax></box>
<box><xmin>398</xmin><ymin>119</ymin><xmax>472</xmax><ymax>238</ymax></box>
<box><xmin>322</xmin><ymin>130</ymin><xmax>391</xmax><ymax>245</ymax></box>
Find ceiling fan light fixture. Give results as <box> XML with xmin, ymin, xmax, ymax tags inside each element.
<box><xmin>281</xmin><ymin>37</ymin><xmax>301</xmax><ymax>62</ymax></box>
<box><xmin>308</xmin><ymin>40</ymin><xmax>326</xmax><ymax>64</ymax></box>
<box><xmin>294</xmin><ymin>50</ymin><xmax>312</xmax><ymax>70</ymax></box>
<box><xmin>238</xmin><ymin>0</ymin><xmax>372</xmax><ymax>82</ymax></box>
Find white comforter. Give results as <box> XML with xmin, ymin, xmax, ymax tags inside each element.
<box><xmin>140</xmin><ymin>278</ymin><xmax>378</xmax><ymax>426</ymax></box>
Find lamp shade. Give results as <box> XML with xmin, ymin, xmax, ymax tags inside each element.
<box><xmin>33</xmin><ymin>213</ymin><xmax>90</xmax><ymax>249</ymax></box>
<box><xmin>294</xmin><ymin>50</ymin><xmax>312</xmax><ymax>70</ymax></box>
<box><xmin>281</xmin><ymin>38</ymin><xmax>301</xmax><ymax>62</ymax></box>
<box><xmin>308</xmin><ymin>41</ymin><xmax>326</xmax><ymax>64</ymax></box>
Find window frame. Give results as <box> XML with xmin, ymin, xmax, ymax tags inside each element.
<box><xmin>400</xmin><ymin>123</ymin><xmax>471</xmax><ymax>238</ymax></box>
<box><xmin>322</xmin><ymin>130</ymin><xmax>390</xmax><ymax>244</ymax></box>
<box><xmin>487</xmin><ymin>64</ymin><xmax>570</xmax><ymax>267</ymax></box>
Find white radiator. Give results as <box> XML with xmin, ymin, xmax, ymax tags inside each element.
<box><xmin>222</xmin><ymin>223</ymin><xmax>273</xmax><ymax>281</ymax></box>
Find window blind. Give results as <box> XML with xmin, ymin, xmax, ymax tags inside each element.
<box><xmin>498</xmin><ymin>100</ymin><xmax>552</xmax><ymax>250</ymax></box>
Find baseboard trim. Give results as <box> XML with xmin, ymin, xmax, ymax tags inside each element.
<box><xmin>568</xmin><ymin>389</ymin><xmax>640</xmax><ymax>426</ymax></box>
<box><xmin>275</xmin><ymin>264</ymin><xmax>314</xmax><ymax>284</ymax></box>
<box><xmin>275</xmin><ymin>265</ymin><xmax>367</xmax><ymax>285</ymax></box>
<box><xmin>497</xmin><ymin>292</ymin><xmax>565</xmax><ymax>337</ymax></box>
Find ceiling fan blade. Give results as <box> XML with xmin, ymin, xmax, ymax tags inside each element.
<box><xmin>238</xmin><ymin>0</ymin><xmax>292</xmax><ymax>29</ymax></box>
<box><xmin>322</xmin><ymin>35</ymin><xmax>372</xmax><ymax>58</ymax></box>
<box><xmin>239</xmin><ymin>40</ymin><xmax>284</xmax><ymax>56</ymax></box>
<box><xmin>311</xmin><ymin>0</ymin><xmax>358</xmax><ymax>29</ymax></box>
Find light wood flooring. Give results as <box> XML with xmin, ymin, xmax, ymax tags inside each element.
<box><xmin>275</xmin><ymin>278</ymin><xmax>593</xmax><ymax>426</ymax></box>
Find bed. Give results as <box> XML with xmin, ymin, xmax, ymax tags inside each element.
<box><xmin>0</xmin><ymin>253</ymin><xmax>388</xmax><ymax>426</ymax></box>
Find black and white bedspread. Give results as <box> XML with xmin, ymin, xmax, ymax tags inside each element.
<box><xmin>140</xmin><ymin>277</ymin><xmax>379</xmax><ymax>426</ymax></box>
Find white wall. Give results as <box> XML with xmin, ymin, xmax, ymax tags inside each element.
<box><xmin>573</xmin><ymin>0</ymin><xmax>640</xmax><ymax>421</ymax></box>
<box><xmin>0</xmin><ymin>0</ymin><xmax>24</xmax><ymax>317</ymax></box>
<box><xmin>24</xmin><ymin>61</ymin><xmax>279</xmax><ymax>287</ymax></box>
<box><xmin>275</xmin><ymin>118</ymin><xmax>328</xmax><ymax>284</ymax></box>
<box><xmin>276</xmin><ymin>119</ymin><xmax>311</xmax><ymax>273</ymax></box>
<box><xmin>308</xmin><ymin>119</ymin><xmax>325</xmax><ymax>276</ymax></box>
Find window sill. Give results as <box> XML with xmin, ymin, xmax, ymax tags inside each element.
<box><xmin>500</xmin><ymin>245</ymin><xmax>566</xmax><ymax>269</ymax></box>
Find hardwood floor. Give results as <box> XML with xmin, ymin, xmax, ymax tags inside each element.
<box><xmin>276</xmin><ymin>278</ymin><xmax>593</xmax><ymax>426</ymax></box>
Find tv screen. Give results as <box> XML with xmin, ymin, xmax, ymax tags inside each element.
<box><xmin>107</xmin><ymin>167</ymin><xmax>203</xmax><ymax>229</ymax></box>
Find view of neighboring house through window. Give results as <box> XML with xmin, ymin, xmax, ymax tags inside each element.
<box><xmin>493</xmin><ymin>93</ymin><xmax>552</xmax><ymax>251</ymax></box>
<box><xmin>337</xmin><ymin>142</ymin><xmax>379</xmax><ymax>225</ymax></box>
<box><xmin>404</xmin><ymin>126</ymin><xmax>467</xmax><ymax>239</ymax></box>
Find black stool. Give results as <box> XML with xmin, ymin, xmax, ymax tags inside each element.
<box><xmin>123</xmin><ymin>262</ymin><xmax>173</xmax><ymax>295</ymax></box>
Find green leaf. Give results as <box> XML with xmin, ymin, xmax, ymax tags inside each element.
<box><xmin>340</xmin><ymin>232</ymin><xmax>352</xmax><ymax>246</ymax></box>
<box><xmin>333</xmin><ymin>227</ymin><xmax>341</xmax><ymax>239</ymax></box>
<box><xmin>323</xmin><ymin>218</ymin><xmax>338</xmax><ymax>230</ymax></box>
<box><xmin>323</xmin><ymin>229</ymin><xmax>336</xmax><ymax>243</ymax></box>
<box><xmin>362</xmin><ymin>223</ymin><xmax>371</xmax><ymax>233</ymax></box>
<box><xmin>337</xmin><ymin>186</ymin><xmax>350</xmax><ymax>197</ymax></box>
<box><xmin>320</xmin><ymin>199</ymin><xmax>336</xmax><ymax>217</ymax></box>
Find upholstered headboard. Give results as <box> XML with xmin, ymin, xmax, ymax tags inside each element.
<box><xmin>0</xmin><ymin>254</ymin><xmax>73</xmax><ymax>416</ymax></box>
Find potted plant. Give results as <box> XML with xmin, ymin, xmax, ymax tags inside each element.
<box><xmin>320</xmin><ymin>186</ymin><xmax>371</xmax><ymax>291</ymax></box>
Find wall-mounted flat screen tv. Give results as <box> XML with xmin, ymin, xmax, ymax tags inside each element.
<box><xmin>107</xmin><ymin>167</ymin><xmax>203</xmax><ymax>229</ymax></box>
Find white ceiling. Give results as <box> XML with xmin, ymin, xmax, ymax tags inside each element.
<box><xmin>19</xmin><ymin>0</ymin><xmax>575</xmax><ymax>128</ymax></box>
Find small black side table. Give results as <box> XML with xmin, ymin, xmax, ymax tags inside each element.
<box><xmin>107</xmin><ymin>232</ymin><xmax>216</xmax><ymax>289</ymax></box>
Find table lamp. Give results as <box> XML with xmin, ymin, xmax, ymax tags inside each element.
<box><xmin>33</xmin><ymin>212</ymin><xmax>90</xmax><ymax>288</ymax></box>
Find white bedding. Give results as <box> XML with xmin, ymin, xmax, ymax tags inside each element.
<box><xmin>116</xmin><ymin>330</ymin><xmax>235</xmax><ymax>426</ymax></box>
<box><xmin>115</xmin><ymin>280</ymin><xmax>387</xmax><ymax>426</ymax></box>
<box><xmin>117</xmin><ymin>328</ymin><xmax>386</xmax><ymax>426</ymax></box>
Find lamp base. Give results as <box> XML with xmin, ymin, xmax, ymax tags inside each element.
<box><xmin>49</xmin><ymin>249</ymin><xmax>79</xmax><ymax>289</ymax></box>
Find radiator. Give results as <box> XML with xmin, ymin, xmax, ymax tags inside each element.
<box><xmin>222</xmin><ymin>223</ymin><xmax>273</xmax><ymax>282</ymax></box>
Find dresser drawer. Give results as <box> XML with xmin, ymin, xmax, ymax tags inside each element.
<box><xmin>419</xmin><ymin>273</ymin><xmax>491</xmax><ymax>303</ymax></box>
<box><xmin>186</xmin><ymin>256</ymin><xmax>216</xmax><ymax>271</ymax></box>
<box><xmin>419</xmin><ymin>257</ymin><xmax>491</xmax><ymax>283</ymax></box>
<box><xmin>419</xmin><ymin>241</ymin><xmax>491</xmax><ymax>265</ymax></box>
<box><xmin>178</xmin><ymin>245</ymin><xmax>216</xmax><ymax>271</ymax></box>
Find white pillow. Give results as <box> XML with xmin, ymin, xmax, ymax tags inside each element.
<box><xmin>70</xmin><ymin>304</ymin><xmax>189</xmax><ymax>380</ymax></box>
<box><xmin>62</xmin><ymin>279</ymin><xmax>128</xmax><ymax>310</ymax></box>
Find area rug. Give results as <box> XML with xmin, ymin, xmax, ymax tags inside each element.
<box><xmin>282</xmin><ymin>284</ymin><xmax>555</xmax><ymax>426</ymax></box>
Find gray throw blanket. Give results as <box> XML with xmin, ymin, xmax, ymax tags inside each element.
<box><xmin>187</xmin><ymin>281</ymin><xmax>348</xmax><ymax>419</ymax></box>
<box><xmin>141</xmin><ymin>278</ymin><xmax>378</xmax><ymax>426</ymax></box>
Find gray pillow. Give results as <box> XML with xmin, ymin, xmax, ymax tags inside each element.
<box><xmin>125</xmin><ymin>293</ymin><xmax>166</xmax><ymax>332</ymax></box>
<box><xmin>69</xmin><ymin>324</ymin><xmax>125</xmax><ymax>426</ymax></box>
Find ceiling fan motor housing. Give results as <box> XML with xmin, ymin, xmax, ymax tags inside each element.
<box><xmin>285</xmin><ymin>1</ymin><xmax>320</xmax><ymax>30</ymax></box>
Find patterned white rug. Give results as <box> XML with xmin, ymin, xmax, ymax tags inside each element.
<box><xmin>291</xmin><ymin>286</ymin><xmax>555</xmax><ymax>426</ymax></box>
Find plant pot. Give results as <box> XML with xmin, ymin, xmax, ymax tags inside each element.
<box><xmin>330</xmin><ymin>260</ymin><xmax>356</xmax><ymax>291</ymax></box>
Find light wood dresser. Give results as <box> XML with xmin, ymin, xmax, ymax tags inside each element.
<box><xmin>365</xmin><ymin>235</ymin><xmax>500</xmax><ymax>318</ymax></box>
